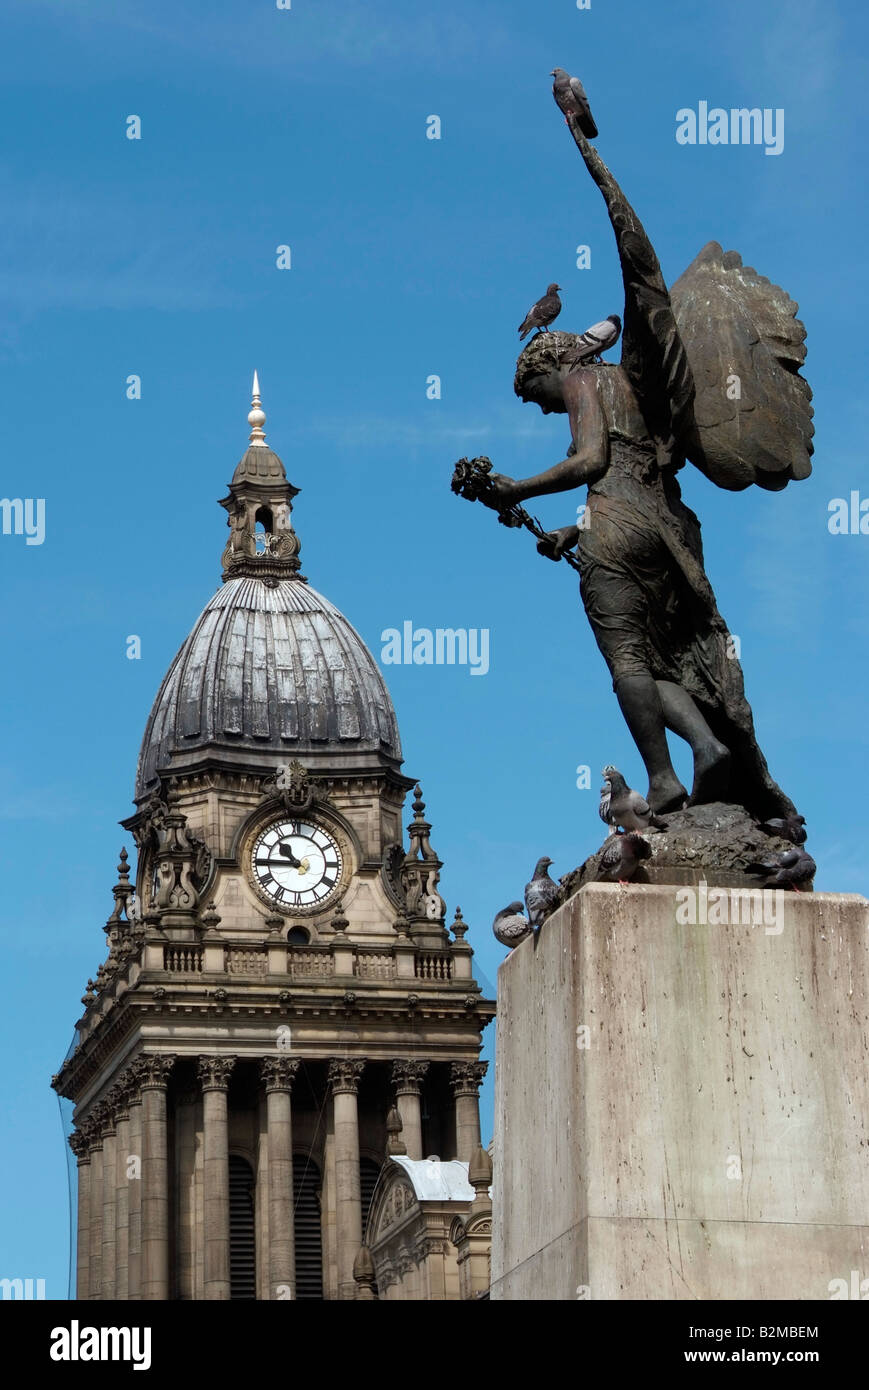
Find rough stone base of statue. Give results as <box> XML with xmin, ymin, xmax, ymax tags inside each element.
<box><xmin>490</xmin><ymin>882</ymin><xmax>869</xmax><ymax>1301</ymax></box>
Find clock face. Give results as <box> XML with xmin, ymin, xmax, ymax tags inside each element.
<box><xmin>251</xmin><ymin>819</ymin><xmax>343</xmax><ymax>910</ymax></box>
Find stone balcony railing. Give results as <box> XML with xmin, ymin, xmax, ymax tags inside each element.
<box><xmin>154</xmin><ymin>937</ymin><xmax>468</xmax><ymax>983</ymax></box>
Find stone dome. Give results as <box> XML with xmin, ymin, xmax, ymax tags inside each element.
<box><xmin>135</xmin><ymin>576</ymin><xmax>402</xmax><ymax>799</ymax></box>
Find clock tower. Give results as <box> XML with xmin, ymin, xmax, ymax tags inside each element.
<box><xmin>53</xmin><ymin>378</ymin><xmax>494</xmax><ymax>1301</ymax></box>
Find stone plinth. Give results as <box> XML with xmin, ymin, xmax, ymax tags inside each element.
<box><xmin>491</xmin><ymin>884</ymin><xmax>869</xmax><ymax>1301</ymax></box>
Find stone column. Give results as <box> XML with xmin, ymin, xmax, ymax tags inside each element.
<box><xmin>261</xmin><ymin>1057</ymin><xmax>300</xmax><ymax>1299</ymax></box>
<box><xmin>68</xmin><ymin>1131</ymin><xmax>91</xmax><ymax>1300</ymax></box>
<box><xmin>126</xmin><ymin>1062</ymin><xmax>145</xmax><ymax>1299</ymax></box>
<box><xmin>100</xmin><ymin>1099</ymin><xmax>118</xmax><ymax>1299</ymax></box>
<box><xmin>114</xmin><ymin>1082</ymin><xmax>132</xmax><ymax>1300</ymax></box>
<box><xmin>198</xmin><ymin>1055</ymin><xmax>236</xmax><ymax>1300</ymax></box>
<box><xmin>84</xmin><ymin>1112</ymin><xmax>103</xmax><ymax>1300</ymax></box>
<box><xmin>141</xmin><ymin>1054</ymin><xmax>174</xmax><ymax>1300</ymax></box>
<box><xmin>390</xmin><ymin>1060</ymin><xmax>429</xmax><ymax>1160</ymax></box>
<box><xmin>327</xmin><ymin>1058</ymin><xmax>366</xmax><ymax>1300</ymax></box>
<box><xmin>450</xmin><ymin>1061</ymin><xmax>487</xmax><ymax>1163</ymax></box>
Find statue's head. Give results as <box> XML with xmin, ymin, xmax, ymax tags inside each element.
<box><xmin>514</xmin><ymin>331</ymin><xmax>582</xmax><ymax>413</ymax></box>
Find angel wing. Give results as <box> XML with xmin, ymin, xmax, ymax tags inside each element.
<box><xmin>670</xmin><ymin>242</ymin><xmax>814</xmax><ymax>491</ymax></box>
<box><xmin>567</xmin><ymin>127</ymin><xmax>813</xmax><ymax>491</ymax></box>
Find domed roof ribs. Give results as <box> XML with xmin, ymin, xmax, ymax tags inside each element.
<box><xmin>132</xmin><ymin>377</ymin><xmax>406</xmax><ymax>802</ymax></box>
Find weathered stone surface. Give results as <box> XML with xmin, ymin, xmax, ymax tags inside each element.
<box><xmin>561</xmin><ymin>801</ymin><xmax>804</xmax><ymax>894</ymax></box>
<box><xmin>491</xmin><ymin>883</ymin><xmax>869</xmax><ymax>1301</ymax></box>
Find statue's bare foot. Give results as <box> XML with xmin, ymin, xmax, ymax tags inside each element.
<box><xmin>647</xmin><ymin>774</ymin><xmax>688</xmax><ymax>815</ymax></box>
<box><xmin>688</xmin><ymin>742</ymin><xmax>731</xmax><ymax>806</ymax></box>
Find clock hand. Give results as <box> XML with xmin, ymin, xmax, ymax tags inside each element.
<box><xmin>278</xmin><ymin>843</ymin><xmax>302</xmax><ymax>868</ymax></box>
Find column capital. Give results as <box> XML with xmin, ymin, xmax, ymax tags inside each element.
<box><xmin>261</xmin><ymin>1056</ymin><xmax>301</xmax><ymax>1093</ymax></box>
<box><xmin>328</xmin><ymin>1058</ymin><xmax>366</xmax><ymax>1095</ymax></box>
<box><xmin>197</xmin><ymin>1055</ymin><xmax>236</xmax><ymax>1092</ymax></box>
<box><xmin>449</xmin><ymin>1060</ymin><xmax>488</xmax><ymax>1097</ymax></box>
<box><xmin>69</xmin><ymin>1129</ymin><xmax>90</xmax><ymax>1165</ymax></box>
<box><xmin>391</xmin><ymin>1059</ymin><xmax>430</xmax><ymax>1095</ymax></box>
<box><xmin>139</xmin><ymin>1054</ymin><xmax>175</xmax><ymax>1091</ymax></box>
<box><xmin>83</xmin><ymin>1103</ymin><xmax>107</xmax><ymax>1150</ymax></box>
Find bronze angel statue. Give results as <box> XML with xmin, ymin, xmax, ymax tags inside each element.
<box><xmin>452</xmin><ymin>84</ymin><xmax>813</xmax><ymax>820</ymax></box>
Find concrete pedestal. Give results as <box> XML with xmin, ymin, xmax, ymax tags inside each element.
<box><xmin>491</xmin><ymin>884</ymin><xmax>869</xmax><ymax>1300</ymax></box>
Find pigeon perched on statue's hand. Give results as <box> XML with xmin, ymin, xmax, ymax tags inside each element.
<box><xmin>596</xmin><ymin>832</ymin><xmax>652</xmax><ymax>884</ymax></box>
<box><xmin>602</xmin><ymin>765</ymin><xmax>667</xmax><ymax>832</ymax></box>
<box><xmin>524</xmin><ymin>856</ymin><xmax>560</xmax><ymax>929</ymax></box>
<box><xmin>745</xmin><ymin>847</ymin><xmax>816</xmax><ymax>891</ymax></box>
<box><xmin>761</xmin><ymin>814</ymin><xmax>807</xmax><ymax>846</ymax></box>
<box><xmin>492</xmin><ymin>901</ymin><xmax>532</xmax><ymax>950</ymax></box>
<box><xmin>551</xmin><ymin>68</ymin><xmax>598</xmax><ymax>138</ymax></box>
<box><xmin>569</xmin><ymin>315</ymin><xmax>622</xmax><ymax>365</ymax></box>
<box><xmin>518</xmin><ymin>284</ymin><xmax>562</xmax><ymax>340</ymax></box>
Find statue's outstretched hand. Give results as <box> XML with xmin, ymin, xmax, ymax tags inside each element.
<box><xmin>537</xmin><ymin>525</ymin><xmax>580</xmax><ymax>562</ymax></box>
<box><xmin>452</xmin><ymin>456</ymin><xmax>518</xmax><ymax>511</ymax></box>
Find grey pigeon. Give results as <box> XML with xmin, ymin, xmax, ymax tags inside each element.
<box><xmin>524</xmin><ymin>856</ymin><xmax>560</xmax><ymax>928</ymax></box>
<box><xmin>745</xmin><ymin>847</ymin><xmax>816</xmax><ymax>891</ymax></box>
<box><xmin>599</xmin><ymin>777</ymin><xmax>615</xmax><ymax>831</ymax></box>
<box><xmin>518</xmin><ymin>283</ymin><xmax>562</xmax><ymax>340</ymax></box>
<box><xmin>569</xmin><ymin>314</ymin><xmax>622</xmax><ymax>365</ymax></box>
<box><xmin>551</xmin><ymin>68</ymin><xmax>598</xmax><ymax>138</ymax></box>
<box><xmin>492</xmin><ymin>901</ymin><xmax>532</xmax><ymax>949</ymax></box>
<box><xmin>596</xmin><ymin>831</ymin><xmax>652</xmax><ymax>883</ymax></box>
<box><xmin>602</xmin><ymin>765</ymin><xmax>667</xmax><ymax>832</ymax></box>
<box><xmin>761</xmin><ymin>814</ymin><xmax>807</xmax><ymax>846</ymax></box>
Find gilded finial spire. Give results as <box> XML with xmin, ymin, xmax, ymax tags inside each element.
<box><xmin>248</xmin><ymin>370</ymin><xmax>267</xmax><ymax>447</ymax></box>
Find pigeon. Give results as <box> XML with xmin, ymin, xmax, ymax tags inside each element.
<box><xmin>518</xmin><ymin>284</ymin><xmax>562</xmax><ymax>340</ymax></box>
<box><xmin>596</xmin><ymin>831</ymin><xmax>652</xmax><ymax>884</ymax></box>
<box><xmin>569</xmin><ymin>315</ymin><xmax>622</xmax><ymax>365</ymax></box>
<box><xmin>524</xmin><ymin>856</ymin><xmax>560</xmax><ymax>929</ymax></box>
<box><xmin>492</xmin><ymin>901</ymin><xmax>533</xmax><ymax>949</ymax></box>
<box><xmin>601</xmin><ymin>765</ymin><xmax>667</xmax><ymax>832</ymax></box>
<box><xmin>745</xmin><ymin>847</ymin><xmax>816</xmax><ymax>892</ymax></box>
<box><xmin>761</xmin><ymin>814</ymin><xmax>807</xmax><ymax>846</ymax></box>
<box><xmin>599</xmin><ymin>777</ymin><xmax>615</xmax><ymax>832</ymax></box>
<box><xmin>551</xmin><ymin>68</ymin><xmax>598</xmax><ymax>138</ymax></box>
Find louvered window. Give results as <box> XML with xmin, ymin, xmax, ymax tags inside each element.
<box><xmin>229</xmin><ymin>1156</ymin><xmax>256</xmax><ymax>1301</ymax></box>
<box><xmin>360</xmin><ymin>1158</ymin><xmax>381</xmax><ymax>1239</ymax></box>
<box><xmin>293</xmin><ymin>1156</ymin><xmax>323</xmax><ymax>1300</ymax></box>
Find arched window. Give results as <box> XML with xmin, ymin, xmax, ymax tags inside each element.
<box><xmin>287</xmin><ymin>926</ymin><xmax>310</xmax><ymax>946</ymax></box>
<box><xmin>229</xmin><ymin>1155</ymin><xmax>256</xmax><ymax>1301</ymax></box>
<box><xmin>293</xmin><ymin>1156</ymin><xmax>323</xmax><ymax>1300</ymax></box>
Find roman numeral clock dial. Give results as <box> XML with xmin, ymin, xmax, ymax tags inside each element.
<box><xmin>251</xmin><ymin>820</ymin><xmax>343</xmax><ymax>911</ymax></box>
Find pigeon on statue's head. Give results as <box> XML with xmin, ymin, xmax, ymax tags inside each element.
<box><xmin>569</xmin><ymin>315</ymin><xmax>622</xmax><ymax>365</ymax></box>
<box><xmin>601</xmin><ymin>765</ymin><xmax>668</xmax><ymax>832</ymax></box>
<box><xmin>596</xmin><ymin>831</ymin><xmax>652</xmax><ymax>884</ymax></box>
<box><xmin>551</xmin><ymin>68</ymin><xmax>598</xmax><ymax>138</ymax></box>
<box><xmin>524</xmin><ymin>856</ymin><xmax>560</xmax><ymax>929</ymax></box>
<box><xmin>518</xmin><ymin>284</ymin><xmax>562</xmax><ymax>340</ymax></box>
<box><xmin>492</xmin><ymin>902</ymin><xmax>532</xmax><ymax>950</ymax></box>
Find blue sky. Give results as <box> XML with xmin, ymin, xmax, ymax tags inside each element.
<box><xmin>0</xmin><ymin>0</ymin><xmax>866</xmax><ymax>1296</ymax></box>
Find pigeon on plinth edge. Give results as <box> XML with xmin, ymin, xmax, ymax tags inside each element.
<box><xmin>569</xmin><ymin>314</ymin><xmax>622</xmax><ymax>365</ymax></box>
<box><xmin>551</xmin><ymin>68</ymin><xmax>598</xmax><ymax>138</ymax></box>
<box><xmin>492</xmin><ymin>901</ymin><xmax>532</xmax><ymax>949</ymax></box>
<box><xmin>761</xmin><ymin>814</ymin><xmax>807</xmax><ymax>846</ymax></box>
<box><xmin>524</xmin><ymin>856</ymin><xmax>560</xmax><ymax>929</ymax></box>
<box><xmin>602</xmin><ymin>765</ymin><xmax>668</xmax><ymax>832</ymax></box>
<box><xmin>518</xmin><ymin>284</ymin><xmax>562</xmax><ymax>340</ymax></box>
<box><xmin>596</xmin><ymin>831</ymin><xmax>652</xmax><ymax>884</ymax></box>
<box><xmin>745</xmin><ymin>847</ymin><xmax>816</xmax><ymax>891</ymax></box>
